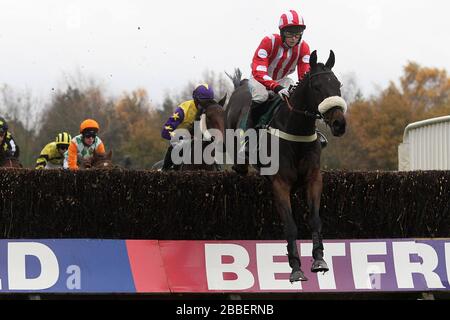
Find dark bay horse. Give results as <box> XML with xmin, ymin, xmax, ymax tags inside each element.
<box><xmin>0</xmin><ymin>156</ymin><xmax>23</xmax><ymax>168</ymax></box>
<box><xmin>153</xmin><ymin>95</ymin><xmax>226</xmax><ymax>171</ymax></box>
<box><xmin>225</xmin><ymin>50</ymin><xmax>347</xmax><ymax>282</ymax></box>
<box><xmin>82</xmin><ymin>150</ymin><xmax>116</xmax><ymax>169</ymax></box>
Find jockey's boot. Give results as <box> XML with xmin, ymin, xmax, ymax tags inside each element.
<box><xmin>161</xmin><ymin>145</ymin><xmax>174</xmax><ymax>171</ymax></box>
<box><xmin>244</xmin><ymin>101</ymin><xmax>266</xmax><ymax>155</ymax></box>
<box><xmin>316</xmin><ymin>130</ymin><xmax>328</xmax><ymax>148</ymax></box>
<box><xmin>234</xmin><ymin>101</ymin><xmax>266</xmax><ymax>175</ymax></box>
<box><xmin>247</xmin><ymin>100</ymin><xmax>266</xmax><ymax>131</ymax></box>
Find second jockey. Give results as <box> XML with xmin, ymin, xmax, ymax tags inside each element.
<box><xmin>64</xmin><ymin>119</ymin><xmax>106</xmax><ymax>170</ymax></box>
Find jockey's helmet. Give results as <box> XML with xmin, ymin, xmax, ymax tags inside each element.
<box><xmin>55</xmin><ymin>132</ymin><xmax>71</xmax><ymax>147</ymax></box>
<box><xmin>279</xmin><ymin>10</ymin><xmax>306</xmax><ymax>45</ymax></box>
<box><xmin>80</xmin><ymin>119</ymin><xmax>100</xmax><ymax>134</ymax></box>
<box><xmin>192</xmin><ymin>84</ymin><xmax>214</xmax><ymax>101</ymax></box>
<box><xmin>0</xmin><ymin>117</ymin><xmax>8</xmax><ymax>134</ymax></box>
<box><xmin>278</xmin><ymin>10</ymin><xmax>306</xmax><ymax>31</ymax></box>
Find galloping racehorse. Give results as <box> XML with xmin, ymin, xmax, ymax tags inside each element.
<box><xmin>225</xmin><ymin>50</ymin><xmax>347</xmax><ymax>282</ymax></box>
<box><xmin>82</xmin><ymin>150</ymin><xmax>116</xmax><ymax>169</ymax></box>
<box><xmin>0</xmin><ymin>156</ymin><xmax>23</xmax><ymax>168</ymax></box>
<box><xmin>153</xmin><ymin>95</ymin><xmax>226</xmax><ymax>171</ymax></box>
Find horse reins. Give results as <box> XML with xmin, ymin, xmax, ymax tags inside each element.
<box><xmin>284</xmin><ymin>70</ymin><xmax>337</xmax><ymax>121</ymax></box>
<box><xmin>283</xmin><ymin>95</ymin><xmax>323</xmax><ymax>120</ymax></box>
<box><xmin>264</xmin><ymin>70</ymin><xmax>337</xmax><ymax>143</ymax></box>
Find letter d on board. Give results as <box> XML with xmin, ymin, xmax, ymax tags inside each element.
<box><xmin>8</xmin><ymin>242</ymin><xmax>59</xmax><ymax>290</ymax></box>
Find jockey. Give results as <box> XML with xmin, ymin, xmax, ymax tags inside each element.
<box><xmin>64</xmin><ymin>119</ymin><xmax>106</xmax><ymax>170</ymax></box>
<box><xmin>0</xmin><ymin>116</ymin><xmax>20</xmax><ymax>159</ymax></box>
<box><xmin>35</xmin><ymin>132</ymin><xmax>72</xmax><ymax>169</ymax></box>
<box><xmin>160</xmin><ymin>83</ymin><xmax>214</xmax><ymax>170</ymax></box>
<box><xmin>248</xmin><ymin>9</ymin><xmax>327</xmax><ymax>146</ymax></box>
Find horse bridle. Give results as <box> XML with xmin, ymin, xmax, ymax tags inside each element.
<box><xmin>285</xmin><ymin>70</ymin><xmax>338</xmax><ymax>123</ymax></box>
<box><xmin>197</xmin><ymin>99</ymin><xmax>223</xmax><ymax>115</ymax></box>
<box><xmin>284</xmin><ymin>95</ymin><xmax>323</xmax><ymax>120</ymax></box>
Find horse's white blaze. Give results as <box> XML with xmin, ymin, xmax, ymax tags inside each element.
<box><xmin>318</xmin><ymin>96</ymin><xmax>347</xmax><ymax>115</ymax></box>
<box><xmin>200</xmin><ymin>114</ymin><xmax>212</xmax><ymax>141</ymax></box>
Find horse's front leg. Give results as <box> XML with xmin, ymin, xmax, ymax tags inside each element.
<box><xmin>273</xmin><ymin>176</ymin><xmax>308</xmax><ymax>282</ymax></box>
<box><xmin>306</xmin><ymin>168</ymin><xmax>329</xmax><ymax>273</ymax></box>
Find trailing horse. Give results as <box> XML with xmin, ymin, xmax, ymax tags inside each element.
<box><xmin>0</xmin><ymin>155</ymin><xmax>22</xmax><ymax>168</ymax></box>
<box><xmin>82</xmin><ymin>150</ymin><xmax>117</xmax><ymax>169</ymax></box>
<box><xmin>225</xmin><ymin>50</ymin><xmax>347</xmax><ymax>282</ymax></box>
<box><xmin>153</xmin><ymin>95</ymin><xmax>227</xmax><ymax>171</ymax></box>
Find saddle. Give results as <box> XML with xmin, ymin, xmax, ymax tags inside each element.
<box><xmin>235</xmin><ymin>95</ymin><xmax>283</xmax><ymax>164</ymax></box>
<box><xmin>238</xmin><ymin>95</ymin><xmax>328</xmax><ymax>148</ymax></box>
<box><xmin>239</xmin><ymin>95</ymin><xmax>283</xmax><ymax>131</ymax></box>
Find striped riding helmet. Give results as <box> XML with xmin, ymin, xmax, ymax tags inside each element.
<box><xmin>278</xmin><ymin>10</ymin><xmax>306</xmax><ymax>31</ymax></box>
<box><xmin>55</xmin><ymin>132</ymin><xmax>72</xmax><ymax>146</ymax></box>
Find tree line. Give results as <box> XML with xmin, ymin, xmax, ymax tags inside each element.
<box><xmin>1</xmin><ymin>63</ymin><xmax>449</xmax><ymax>170</ymax></box>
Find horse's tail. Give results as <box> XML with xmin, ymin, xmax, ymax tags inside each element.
<box><xmin>225</xmin><ymin>68</ymin><xmax>243</xmax><ymax>89</ymax></box>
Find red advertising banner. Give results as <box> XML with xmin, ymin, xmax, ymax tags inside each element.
<box><xmin>158</xmin><ymin>240</ymin><xmax>450</xmax><ymax>293</ymax></box>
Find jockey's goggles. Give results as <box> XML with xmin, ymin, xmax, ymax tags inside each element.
<box><xmin>57</xmin><ymin>144</ymin><xmax>69</xmax><ymax>150</ymax></box>
<box><xmin>83</xmin><ymin>132</ymin><xmax>97</xmax><ymax>139</ymax></box>
<box><xmin>284</xmin><ymin>31</ymin><xmax>303</xmax><ymax>38</ymax></box>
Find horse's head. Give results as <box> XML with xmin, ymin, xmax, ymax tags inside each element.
<box><xmin>85</xmin><ymin>150</ymin><xmax>114</xmax><ymax>169</ymax></box>
<box><xmin>198</xmin><ymin>96</ymin><xmax>226</xmax><ymax>143</ymax></box>
<box><xmin>0</xmin><ymin>155</ymin><xmax>22</xmax><ymax>168</ymax></box>
<box><xmin>291</xmin><ymin>50</ymin><xmax>347</xmax><ymax>137</ymax></box>
<box><xmin>179</xmin><ymin>96</ymin><xmax>226</xmax><ymax>171</ymax></box>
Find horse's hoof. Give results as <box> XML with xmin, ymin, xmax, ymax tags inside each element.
<box><xmin>311</xmin><ymin>259</ymin><xmax>329</xmax><ymax>273</ymax></box>
<box><xmin>289</xmin><ymin>269</ymin><xmax>308</xmax><ymax>283</ymax></box>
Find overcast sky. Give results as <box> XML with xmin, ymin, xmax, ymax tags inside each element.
<box><xmin>0</xmin><ymin>0</ymin><xmax>449</xmax><ymax>106</ymax></box>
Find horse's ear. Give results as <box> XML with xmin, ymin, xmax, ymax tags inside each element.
<box><xmin>309</xmin><ymin>50</ymin><xmax>318</xmax><ymax>68</ymax></box>
<box><xmin>325</xmin><ymin>50</ymin><xmax>335</xmax><ymax>69</ymax></box>
<box><xmin>218</xmin><ymin>94</ymin><xmax>227</xmax><ymax>107</ymax></box>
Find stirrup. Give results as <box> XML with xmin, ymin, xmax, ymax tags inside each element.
<box><xmin>316</xmin><ymin>130</ymin><xmax>328</xmax><ymax>148</ymax></box>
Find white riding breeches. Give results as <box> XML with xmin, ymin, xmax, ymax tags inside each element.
<box><xmin>248</xmin><ymin>77</ymin><xmax>295</xmax><ymax>103</ymax></box>
<box><xmin>45</xmin><ymin>162</ymin><xmax>63</xmax><ymax>169</ymax></box>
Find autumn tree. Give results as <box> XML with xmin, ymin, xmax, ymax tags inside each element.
<box><xmin>36</xmin><ymin>80</ymin><xmax>119</xmax><ymax>163</ymax></box>
<box><xmin>321</xmin><ymin>73</ymin><xmax>369</xmax><ymax>170</ymax></box>
<box><xmin>400</xmin><ymin>62</ymin><xmax>450</xmax><ymax>118</ymax></box>
<box><xmin>323</xmin><ymin>62</ymin><xmax>450</xmax><ymax>170</ymax></box>
<box><xmin>174</xmin><ymin>69</ymin><xmax>233</xmax><ymax>103</ymax></box>
<box><xmin>158</xmin><ymin>95</ymin><xmax>177</xmax><ymax>123</ymax></box>
<box><xmin>115</xmin><ymin>89</ymin><xmax>167</xmax><ymax>168</ymax></box>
